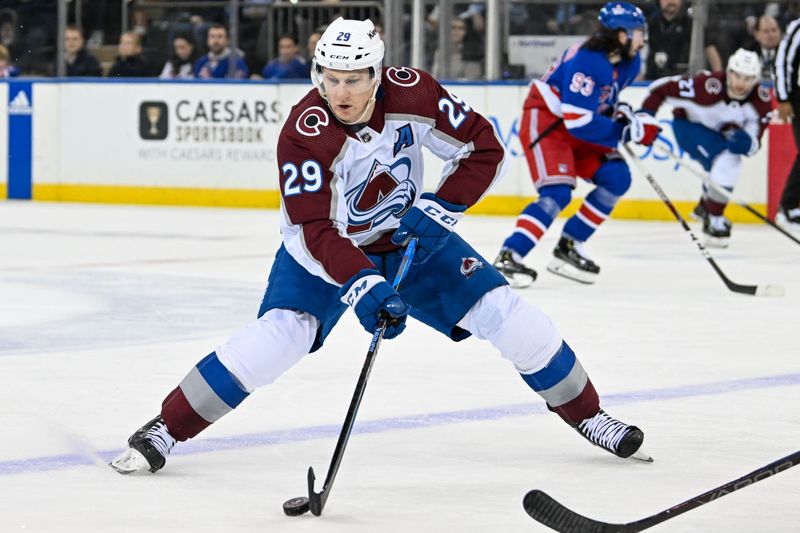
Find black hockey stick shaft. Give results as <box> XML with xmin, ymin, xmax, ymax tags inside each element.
<box><xmin>657</xmin><ymin>146</ymin><xmax>800</xmax><ymax>246</ymax></box>
<box><xmin>307</xmin><ymin>237</ymin><xmax>418</xmax><ymax>516</ymax></box>
<box><xmin>523</xmin><ymin>449</ymin><xmax>800</xmax><ymax>532</ymax></box>
<box><xmin>622</xmin><ymin>144</ymin><xmax>774</xmax><ymax>296</ymax></box>
<box><xmin>529</xmin><ymin>118</ymin><xmax>563</xmax><ymax>149</ymax></box>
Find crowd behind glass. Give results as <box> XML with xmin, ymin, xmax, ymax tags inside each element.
<box><xmin>0</xmin><ymin>1</ymin><xmax>795</xmax><ymax>82</ymax></box>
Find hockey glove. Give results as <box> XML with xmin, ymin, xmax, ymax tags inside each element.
<box><xmin>391</xmin><ymin>192</ymin><xmax>466</xmax><ymax>265</ymax></box>
<box><xmin>618</xmin><ymin>107</ymin><xmax>662</xmax><ymax>146</ymax></box>
<box><xmin>724</xmin><ymin>129</ymin><xmax>754</xmax><ymax>155</ymax></box>
<box><xmin>339</xmin><ymin>269</ymin><xmax>409</xmax><ymax>339</ymax></box>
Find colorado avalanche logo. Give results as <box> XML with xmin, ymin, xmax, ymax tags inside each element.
<box><xmin>296</xmin><ymin>106</ymin><xmax>329</xmax><ymax>137</ymax></box>
<box><xmin>705</xmin><ymin>77</ymin><xmax>723</xmax><ymax>95</ymax></box>
<box><xmin>346</xmin><ymin>157</ymin><xmax>416</xmax><ymax>235</ymax></box>
<box><xmin>386</xmin><ymin>67</ymin><xmax>421</xmax><ymax>87</ymax></box>
<box><xmin>460</xmin><ymin>257</ymin><xmax>485</xmax><ymax>279</ymax></box>
<box><xmin>758</xmin><ymin>85</ymin><xmax>772</xmax><ymax>102</ymax></box>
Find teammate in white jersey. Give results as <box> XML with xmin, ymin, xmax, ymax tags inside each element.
<box><xmin>641</xmin><ymin>48</ymin><xmax>775</xmax><ymax>247</ymax></box>
<box><xmin>110</xmin><ymin>18</ymin><xmax>650</xmax><ymax>476</ymax></box>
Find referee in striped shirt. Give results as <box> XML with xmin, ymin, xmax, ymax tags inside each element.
<box><xmin>775</xmin><ymin>17</ymin><xmax>800</xmax><ymax>225</ymax></box>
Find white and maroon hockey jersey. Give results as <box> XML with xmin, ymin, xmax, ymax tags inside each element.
<box><xmin>641</xmin><ymin>71</ymin><xmax>775</xmax><ymax>154</ymax></box>
<box><xmin>277</xmin><ymin>66</ymin><xmax>506</xmax><ymax>286</ymax></box>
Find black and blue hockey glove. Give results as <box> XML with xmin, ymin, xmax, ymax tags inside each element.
<box><xmin>339</xmin><ymin>269</ymin><xmax>409</xmax><ymax>339</ymax></box>
<box><xmin>391</xmin><ymin>192</ymin><xmax>466</xmax><ymax>264</ymax></box>
<box><xmin>724</xmin><ymin>129</ymin><xmax>754</xmax><ymax>155</ymax></box>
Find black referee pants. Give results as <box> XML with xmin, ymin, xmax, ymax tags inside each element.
<box><xmin>781</xmin><ymin>100</ymin><xmax>800</xmax><ymax>210</ymax></box>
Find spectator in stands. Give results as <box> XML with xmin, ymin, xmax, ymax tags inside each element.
<box><xmin>303</xmin><ymin>29</ymin><xmax>324</xmax><ymax>77</ymax></box>
<box><xmin>307</xmin><ymin>29</ymin><xmax>323</xmax><ymax>61</ymax></box>
<box><xmin>645</xmin><ymin>0</ymin><xmax>722</xmax><ymax>80</ymax></box>
<box><xmin>0</xmin><ymin>9</ymin><xmax>24</xmax><ymax>66</ymax></box>
<box><xmin>108</xmin><ymin>31</ymin><xmax>150</xmax><ymax>77</ymax></box>
<box><xmin>194</xmin><ymin>24</ymin><xmax>249</xmax><ymax>79</ymax></box>
<box><xmin>431</xmin><ymin>17</ymin><xmax>483</xmax><ymax>80</ymax></box>
<box><xmin>260</xmin><ymin>35</ymin><xmax>307</xmax><ymax>79</ymax></box>
<box><xmin>159</xmin><ymin>34</ymin><xmax>198</xmax><ymax>79</ymax></box>
<box><xmin>645</xmin><ymin>0</ymin><xmax>690</xmax><ymax>79</ymax></box>
<box><xmin>64</xmin><ymin>26</ymin><xmax>103</xmax><ymax>77</ymax></box>
<box><xmin>0</xmin><ymin>44</ymin><xmax>19</xmax><ymax>77</ymax></box>
<box><xmin>747</xmin><ymin>15</ymin><xmax>781</xmax><ymax>80</ymax></box>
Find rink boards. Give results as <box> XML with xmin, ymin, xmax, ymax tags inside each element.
<box><xmin>0</xmin><ymin>79</ymin><xmax>774</xmax><ymax>221</ymax></box>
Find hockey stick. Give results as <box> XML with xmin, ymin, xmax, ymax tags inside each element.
<box><xmin>305</xmin><ymin>237</ymin><xmax>418</xmax><ymax>516</ymax></box>
<box><xmin>655</xmin><ymin>146</ymin><xmax>800</xmax><ymax>246</ymax></box>
<box><xmin>622</xmin><ymin>144</ymin><xmax>784</xmax><ymax>297</ymax></box>
<box><xmin>529</xmin><ymin>118</ymin><xmax>564</xmax><ymax>149</ymax></box>
<box><xmin>523</xmin><ymin>449</ymin><xmax>800</xmax><ymax>532</ymax></box>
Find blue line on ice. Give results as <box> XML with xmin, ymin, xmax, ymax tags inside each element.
<box><xmin>2</xmin><ymin>372</ymin><xmax>798</xmax><ymax>476</ymax></box>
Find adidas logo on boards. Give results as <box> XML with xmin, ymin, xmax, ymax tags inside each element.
<box><xmin>9</xmin><ymin>90</ymin><xmax>32</xmax><ymax>115</ymax></box>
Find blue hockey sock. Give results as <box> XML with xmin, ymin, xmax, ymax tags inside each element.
<box><xmin>562</xmin><ymin>187</ymin><xmax>616</xmax><ymax>242</ymax></box>
<box><xmin>502</xmin><ymin>186</ymin><xmax>569</xmax><ymax>257</ymax></box>
<box><xmin>502</xmin><ymin>202</ymin><xmax>554</xmax><ymax>257</ymax></box>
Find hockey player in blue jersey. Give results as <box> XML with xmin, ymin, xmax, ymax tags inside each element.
<box><xmin>494</xmin><ymin>2</ymin><xmax>661</xmax><ymax>286</ymax></box>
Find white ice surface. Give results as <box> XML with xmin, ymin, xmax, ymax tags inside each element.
<box><xmin>0</xmin><ymin>201</ymin><xmax>798</xmax><ymax>532</ymax></box>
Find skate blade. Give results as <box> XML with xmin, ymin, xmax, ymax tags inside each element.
<box><xmin>628</xmin><ymin>444</ymin><xmax>654</xmax><ymax>463</ymax></box>
<box><xmin>703</xmin><ymin>235</ymin><xmax>729</xmax><ymax>248</ymax></box>
<box><xmin>546</xmin><ymin>258</ymin><xmax>597</xmax><ymax>284</ymax></box>
<box><xmin>494</xmin><ymin>265</ymin><xmax>536</xmax><ymax>288</ymax></box>
<box><xmin>109</xmin><ymin>448</ymin><xmax>151</xmax><ymax>475</ymax></box>
<box><xmin>504</xmin><ymin>272</ymin><xmax>535</xmax><ymax>289</ymax></box>
<box><xmin>775</xmin><ymin>214</ymin><xmax>800</xmax><ymax>234</ymax></box>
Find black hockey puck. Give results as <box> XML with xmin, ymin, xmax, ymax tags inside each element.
<box><xmin>283</xmin><ymin>496</ymin><xmax>310</xmax><ymax>516</ymax></box>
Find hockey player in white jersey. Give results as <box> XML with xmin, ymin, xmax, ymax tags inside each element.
<box><xmin>641</xmin><ymin>48</ymin><xmax>775</xmax><ymax>247</ymax></box>
<box><xmin>110</xmin><ymin>18</ymin><xmax>650</xmax><ymax>477</ymax></box>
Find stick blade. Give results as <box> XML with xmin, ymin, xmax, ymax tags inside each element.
<box><xmin>307</xmin><ymin>466</ymin><xmax>324</xmax><ymax>516</ymax></box>
<box><xmin>523</xmin><ymin>490</ymin><xmax>627</xmax><ymax>533</ymax></box>
<box><xmin>755</xmin><ymin>284</ymin><xmax>785</xmax><ymax>297</ymax></box>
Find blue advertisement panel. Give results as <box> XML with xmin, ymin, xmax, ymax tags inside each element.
<box><xmin>7</xmin><ymin>80</ymin><xmax>33</xmax><ymax>199</ymax></box>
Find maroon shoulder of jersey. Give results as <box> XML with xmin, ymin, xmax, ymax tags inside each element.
<box><xmin>688</xmin><ymin>71</ymin><xmax>728</xmax><ymax>106</ymax></box>
<box><xmin>277</xmin><ymin>88</ymin><xmax>374</xmax><ymax>286</ymax></box>
<box><xmin>379</xmin><ymin>66</ymin><xmax>505</xmax><ymax>207</ymax></box>
<box><xmin>747</xmin><ymin>83</ymin><xmax>776</xmax><ymax>119</ymax></box>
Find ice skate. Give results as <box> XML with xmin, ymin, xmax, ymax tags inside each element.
<box><xmin>547</xmin><ymin>237</ymin><xmax>600</xmax><ymax>284</ymax></box>
<box><xmin>110</xmin><ymin>415</ymin><xmax>176</xmax><ymax>474</ymax></box>
<box><xmin>689</xmin><ymin>200</ymin><xmax>707</xmax><ymax>221</ymax></box>
<box><xmin>493</xmin><ymin>249</ymin><xmax>537</xmax><ymax>288</ymax></box>
<box><xmin>702</xmin><ymin>213</ymin><xmax>732</xmax><ymax>248</ymax></box>
<box><xmin>575</xmin><ymin>409</ymin><xmax>652</xmax><ymax>462</ymax></box>
<box><xmin>775</xmin><ymin>207</ymin><xmax>800</xmax><ymax>233</ymax></box>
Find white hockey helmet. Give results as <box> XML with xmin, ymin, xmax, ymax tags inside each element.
<box><xmin>726</xmin><ymin>48</ymin><xmax>761</xmax><ymax>98</ymax></box>
<box><xmin>311</xmin><ymin>18</ymin><xmax>384</xmax><ymax>97</ymax></box>
<box><xmin>727</xmin><ymin>48</ymin><xmax>761</xmax><ymax>78</ymax></box>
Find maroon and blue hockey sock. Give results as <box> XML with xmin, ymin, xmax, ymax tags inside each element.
<box><xmin>519</xmin><ymin>341</ymin><xmax>600</xmax><ymax>425</ymax></box>
<box><xmin>161</xmin><ymin>352</ymin><xmax>250</xmax><ymax>441</ymax></box>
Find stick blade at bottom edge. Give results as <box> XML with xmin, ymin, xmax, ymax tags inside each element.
<box><xmin>522</xmin><ymin>490</ymin><xmax>629</xmax><ymax>533</ymax></box>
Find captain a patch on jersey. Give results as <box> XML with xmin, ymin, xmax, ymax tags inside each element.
<box><xmin>393</xmin><ymin>124</ymin><xmax>415</xmax><ymax>156</ymax></box>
